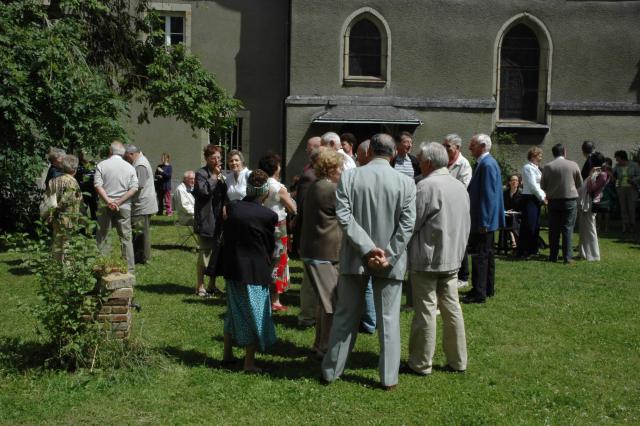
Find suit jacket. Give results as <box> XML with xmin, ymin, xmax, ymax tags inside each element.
<box><xmin>540</xmin><ymin>156</ymin><xmax>583</xmax><ymax>200</ymax></box>
<box><xmin>300</xmin><ymin>178</ymin><xmax>342</xmax><ymax>261</ymax></box>
<box><xmin>409</xmin><ymin>168</ymin><xmax>470</xmax><ymax>273</ymax></box>
<box><xmin>291</xmin><ymin>164</ymin><xmax>316</xmax><ymax>258</ymax></box>
<box><xmin>193</xmin><ymin>166</ymin><xmax>227</xmax><ymax>237</ymax></box>
<box><xmin>468</xmin><ymin>153</ymin><xmax>505</xmax><ymax>233</ymax></box>
<box><xmin>336</xmin><ymin>157</ymin><xmax>416</xmax><ymax>280</ymax></box>
<box><xmin>223</xmin><ymin>199</ymin><xmax>278</xmax><ymax>285</ymax></box>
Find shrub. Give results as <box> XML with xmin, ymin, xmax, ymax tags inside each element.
<box><xmin>4</xmin><ymin>219</ymin><xmax>105</xmax><ymax>369</ymax></box>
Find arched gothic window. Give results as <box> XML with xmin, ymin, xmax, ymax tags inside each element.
<box><xmin>343</xmin><ymin>10</ymin><xmax>389</xmax><ymax>86</ymax></box>
<box><xmin>348</xmin><ymin>19</ymin><xmax>382</xmax><ymax>77</ymax></box>
<box><xmin>496</xmin><ymin>16</ymin><xmax>551</xmax><ymax>124</ymax></box>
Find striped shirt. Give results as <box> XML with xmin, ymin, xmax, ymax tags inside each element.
<box><xmin>394</xmin><ymin>155</ymin><xmax>415</xmax><ymax>178</ymax></box>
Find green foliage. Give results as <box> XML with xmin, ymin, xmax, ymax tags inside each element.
<box><xmin>0</xmin><ymin>0</ymin><xmax>240</xmax><ymax>231</ymax></box>
<box><xmin>4</xmin><ymin>219</ymin><xmax>104</xmax><ymax>369</ymax></box>
<box><xmin>490</xmin><ymin>131</ymin><xmax>519</xmax><ymax>184</ymax></box>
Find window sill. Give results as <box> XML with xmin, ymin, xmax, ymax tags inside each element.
<box><xmin>496</xmin><ymin>120</ymin><xmax>549</xmax><ymax>132</ymax></box>
<box><xmin>343</xmin><ymin>76</ymin><xmax>387</xmax><ymax>87</ymax></box>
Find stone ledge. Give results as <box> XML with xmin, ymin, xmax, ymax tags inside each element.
<box><xmin>101</xmin><ymin>273</ymin><xmax>136</xmax><ymax>290</ymax></box>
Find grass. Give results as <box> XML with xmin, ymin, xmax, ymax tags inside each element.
<box><xmin>0</xmin><ymin>216</ymin><xmax>639</xmax><ymax>424</ymax></box>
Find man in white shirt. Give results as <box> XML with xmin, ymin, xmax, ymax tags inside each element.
<box><xmin>321</xmin><ymin>132</ymin><xmax>356</xmax><ymax>170</ymax></box>
<box><xmin>174</xmin><ymin>170</ymin><xmax>195</xmax><ymax>226</ymax></box>
<box><xmin>94</xmin><ymin>140</ymin><xmax>139</xmax><ymax>274</ymax></box>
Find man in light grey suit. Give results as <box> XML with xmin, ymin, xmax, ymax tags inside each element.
<box><xmin>321</xmin><ymin>133</ymin><xmax>416</xmax><ymax>390</ymax></box>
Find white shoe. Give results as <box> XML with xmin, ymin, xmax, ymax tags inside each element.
<box><xmin>457</xmin><ymin>280</ymin><xmax>469</xmax><ymax>289</ymax></box>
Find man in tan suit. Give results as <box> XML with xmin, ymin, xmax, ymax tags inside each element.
<box><xmin>541</xmin><ymin>143</ymin><xmax>583</xmax><ymax>263</ymax></box>
<box><xmin>407</xmin><ymin>142</ymin><xmax>469</xmax><ymax>375</ymax></box>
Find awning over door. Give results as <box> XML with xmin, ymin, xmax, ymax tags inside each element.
<box><xmin>311</xmin><ymin>105</ymin><xmax>422</xmax><ymax>125</ymax></box>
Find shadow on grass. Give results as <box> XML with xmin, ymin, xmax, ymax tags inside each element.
<box><xmin>162</xmin><ymin>345</ymin><xmax>227</xmax><ymax>369</ymax></box>
<box><xmin>182</xmin><ymin>297</ymin><xmax>227</xmax><ymax>307</ymax></box>
<box><xmin>150</xmin><ymin>218</ymin><xmax>177</xmax><ymax>227</ymax></box>
<box><xmin>289</xmin><ymin>265</ymin><xmax>303</xmax><ymax>275</ymax></box>
<box><xmin>1</xmin><ymin>259</ymin><xmax>32</xmax><ymax>276</ymax></box>
<box><xmin>271</xmin><ymin>313</ymin><xmax>309</xmax><ymax>331</ymax></box>
<box><xmin>137</xmin><ymin>283</ymin><xmax>193</xmax><ymax>295</ymax></box>
<box><xmin>151</xmin><ymin>244</ymin><xmax>196</xmax><ymax>252</ymax></box>
<box><xmin>0</xmin><ymin>337</ymin><xmax>52</xmax><ymax>371</ymax></box>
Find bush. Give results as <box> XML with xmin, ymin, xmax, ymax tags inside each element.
<box><xmin>4</xmin><ymin>219</ymin><xmax>105</xmax><ymax>370</ymax></box>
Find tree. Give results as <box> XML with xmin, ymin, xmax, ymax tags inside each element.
<box><xmin>0</xmin><ymin>0</ymin><xmax>240</xmax><ymax>231</ymax></box>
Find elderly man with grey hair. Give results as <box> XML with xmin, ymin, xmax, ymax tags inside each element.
<box><xmin>356</xmin><ymin>139</ymin><xmax>370</xmax><ymax>166</ymax></box>
<box><xmin>321</xmin><ymin>131</ymin><xmax>356</xmax><ymax>170</ymax></box>
<box><xmin>94</xmin><ymin>140</ymin><xmax>139</xmax><ymax>273</ymax></box>
<box><xmin>322</xmin><ymin>133</ymin><xmax>416</xmax><ymax>390</ymax></box>
<box><xmin>44</xmin><ymin>147</ymin><xmax>66</xmax><ymax>188</ymax></box>
<box><xmin>405</xmin><ymin>142</ymin><xmax>469</xmax><ymax>375</ymax></box>
<box><xmin>124</xmin><ymin>144</ymin><xmax>158</xmax><ymax>264</ymax></box>
<box><xmin>462</xmin><ymin>133</ymin><xmax>505</xmax><ymax>304</ymax></box>
<box><xmin>442</xmin><ymin>133</ymin><xmax>473</xmax><ymax>289</ymax></box>
<box><xmin>174</xmin><ymin>170</ymin><xmax>196</xmax><ymax>226</ymax></box>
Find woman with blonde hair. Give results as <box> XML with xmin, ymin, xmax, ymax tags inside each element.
<box><xmin>518</xmin><ymin>146</ymin><xmax>546</xmax><ymax>258</ymax></box>
<box><xmin>300</xmin><ymin>148</ymin><xmax>343</xmax><ymax>358</ymax></box>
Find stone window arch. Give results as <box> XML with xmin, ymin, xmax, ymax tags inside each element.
<box><xmin>341</xmin><ymin>8</ymin><xmax>391</xmax><ymax>86</ymax></box>
<box><xmin>495</xmin><ymin>13</ymin><xmax>552</xmax><ymax>124</ymax></box>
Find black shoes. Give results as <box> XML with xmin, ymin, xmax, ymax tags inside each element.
<box><xmin>461</xmin><ymin>294</ymin><xmax>486</xmax><ymax>304</ymax></box>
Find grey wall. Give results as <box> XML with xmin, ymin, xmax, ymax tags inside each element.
<box><xmin>125</xmin><ymin>0</ymin><xmax>289</xmax><ymax>189</ymax></box>
<box><xmin>285</xmin><ymin>0</ymin><xmax>640</xmax><ymax>179</ymax></box>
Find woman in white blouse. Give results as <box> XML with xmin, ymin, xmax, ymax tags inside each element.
<box><xmin>224</xmin><ymin>150</ymin><xmax>251</xmax><ymax>202</ymax></box>
<box><xmin>517</xmin><ymin>147</ymin><xmax>547</xmax><ymax>258</ymax></box>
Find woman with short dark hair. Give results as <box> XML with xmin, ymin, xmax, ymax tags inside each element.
<box><xmin>258</xmin><ymin>153</ymin><xmax>297</xmax><ymax>311</ymax></box>
<box><xmin>193</xmin><ymin>144</ymin><xmax>227</xmax><ymax>297</ymax></box>
<box><xmin>578</xmin><ymin>152</ymin><xmax>609</xmax><ymax>260</ymax></box>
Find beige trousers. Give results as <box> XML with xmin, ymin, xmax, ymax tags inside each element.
<box><xmin>408</xmin><ymin>270</ymin><xmax>467</xmax><ymax>374</ymax></box>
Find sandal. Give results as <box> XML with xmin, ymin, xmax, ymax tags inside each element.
<box><xmin>195</xmin><ymin>289</ymin><xmax>210</xmax><ymax>298</ymax></box>
<box><xmin>271</xmin><ymin>303</ymin><xmax>288</xmax><ymax>312</ymax></box>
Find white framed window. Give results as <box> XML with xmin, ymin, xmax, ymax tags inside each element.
<box><xmin>149</xmin><ymin>3</ymin><xmax>192</xmax><ymax>49</ymax></box>
<box><xmin>209</xmin><ymin>111</ymin><xmax>251</xmax><ymax>166</ymax></box>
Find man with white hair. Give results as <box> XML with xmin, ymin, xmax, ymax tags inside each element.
<box><xmin>174</xmin><ymin>170</ymin><xmax>196</xmax><ymax>226</ymax></box>
<box><xmin>322</xmin><ymin>133</ymin><xmax>416</xmax><ymax>390</ymax></box>
<box><xmin>124</xmin><ymin>144</ymin><xmax>158</xmax><ymax>264</ymax></box>
<box><xmin>321</xmin><ymin>132</ymin><xmax>356</xmax><ymax>170</ymax></box>
<box><xmin>356</xmin><ymin>139</ymin><xmax>370</xmax><ymax>166</ymax></box>
<box><xmin>44</xmin><ymin>147</ymin><xmax>66</xmax><ymax>188</ymax></box>
<box><xmin>406</xmin><ymin>142</ymin><xmax>469</xmax><ymax>375</ymax></box>
<box><xmin>94</xmin><ymin>140</ymin><xmax>139</xmax><ymax>273</ymax></box>
<box><xmin>462</xmin><ymin>134</ymin><xmax>505</xmax><ymax>304</ymax></box>
<box><xmin>442</xmin><ymin>133</ymin><xmax>473</xmax><ymax>288</ymax></box>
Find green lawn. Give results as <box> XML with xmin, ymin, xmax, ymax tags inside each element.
<box><xmin>1</xmin><ymin>217</ymin><xmax>639</xmax><ymax>424</ymax></box>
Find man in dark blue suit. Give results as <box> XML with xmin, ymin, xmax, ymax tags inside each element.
<box><xmin>462</xmin><ymin>134</ymin><xmax>505</xmax><ymax>304</ymax></box>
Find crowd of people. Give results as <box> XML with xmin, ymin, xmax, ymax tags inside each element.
<box><xmin>40</xmin><ymin>132</ymin><xmax>639</xmax><ymax>389</ymax></box>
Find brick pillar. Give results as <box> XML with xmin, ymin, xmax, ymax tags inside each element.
<box><xmin>97</xmin><ymin>272</ymin><xmax>136</xmax><ymax>339</ymax></box>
